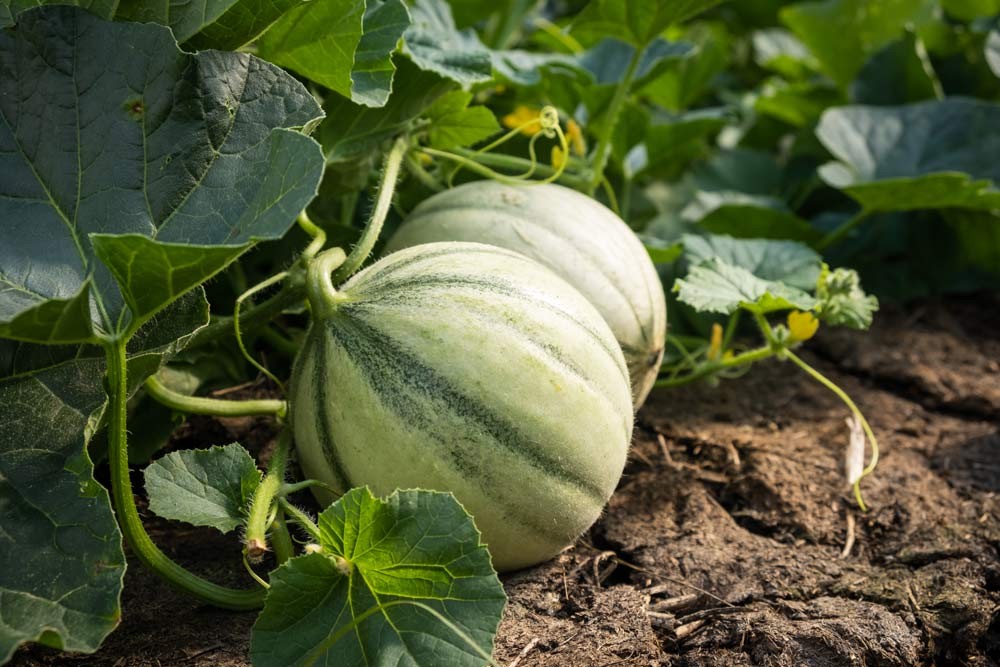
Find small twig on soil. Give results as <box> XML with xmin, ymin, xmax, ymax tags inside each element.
<box><xmin>657</xmin><ymin>434</ymin><xmax>677</xmax><ymax>468</ymax></box>
<box><xmin>617</xmin><ymin>559</ymin><xmax>735</xmax><ymax>608</ymax></box>
<box><xmin>592</xmin><ymin>550</ymin><xmax>619</xmax><ymax>586</ymax></box>
<box><xmin>183</xmin><ymin>643</ymin><xmax>224</xmax><ymax>662</ymax></box>
<box><xmin>506</xmin><ymin>638</ymin><xmax>540</xmax><ymax>667</ymax></box>
<box><xmin>648</xmin><ymin>593</ymin><xmax>700</xmax><ymax>613</ymax></box>
<box><xmin>840</xmin><ymin>512</ymin><xmax>856</xmax><ymax>559</ymax></box>
<box><xmin>675</xmin><ymin>619</ymin><xmax>706</xmax><ymax>641</ymax></box>
<box><xmin>647</xmin><ymin>611</ymin><xmax>676</xmax><ymax>630</ymax></box>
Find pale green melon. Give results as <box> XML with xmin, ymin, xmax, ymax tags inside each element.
<box><xmin>291</xmin><ymin>242</ymin><xmax>633</xmax><ymax>571</ymax></box>
<box><xmin>384</xmin><ymin>181</ymin><xmax>667</xmax><ymax>408</ymax></box>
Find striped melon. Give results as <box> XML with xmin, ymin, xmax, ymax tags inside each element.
<box><xmin>290</xmin><ymin>242</ymin><xmax>633</xmax><ymax>571</ymax></box>
<box><xmin>384</xmin><ymin>181</ymin><xmax>667</xmax><ymax>408</ymax></box>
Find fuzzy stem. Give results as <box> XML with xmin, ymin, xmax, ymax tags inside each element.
<box><xmin>144</xmin><ymin>376</ymin><xmax>286</xmax><ymax>418</ymax></box>
<box><xmin>188</xmin><ymin>284</ymin><xmax>304</xmax><ymax>349</ymax></box>
<box><xmin>105</xmin><ymin>342</ymin><xmax>266</xmax><ymax>609</ymax></box>
<box><xmin>783</xmin><ymin>350</ymin><xmax>879</xmax><ymax>511</ymax></box>
<box><xmin>305</xmin><ymin>248</ymin><xmax>348</xmax><ymax>319</ymax></box>
<box><xmin>244</xmin><ymin>431</ymin><xmax>292</xmax><ymax>561</ymax></box>
<box><xmin>330</xmin><ymin>137</ymin><xmax>408</xmax><ymax>284</ymax></box>
<box><xmin>271</xmin><ymin>510</ymin><xmax>294</xmax><ymax>565</ymax></box>
<box><xmin>278</xmin><ymin>498</ymin><xmax>322</xmax><ymax>542</ymax></box>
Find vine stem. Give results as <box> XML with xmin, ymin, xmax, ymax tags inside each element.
<box><xmin>587</xmin><ymin>45</ymin><xmax>643</xmax><ymax>194</ymax></box>
<box><xmin>105</xmin><ymin>341</ymin><xmax>266</xmax><ymax>609</ymax></box>
<box><xmin>245</xmin><ymin>431</ymin><xmax>291</xmax><ymax>560</ymax></box>
<box><xmin>816</xmin><ymin>208</ymin><xmax>872</xmax><ymax>250</ymax></box>
<box><xmin>330</xmin><ymin>136</ymin><xmax>408</xmax><ymax>285</ymax></box>
<box><xmin>278</xmin><ymin>498</ymin><xmax>321</xmax><ymax>541</ymax></box>
<box><xmin>449</xmin><ymin>146</ymin><xmax>591</xmax><ymax>188</ymax></box>
<box><xmin>188</xmin><ymin>284</ymin><xmax>304</xmax><ymax>349</ymax></box>
<box><xmin>784</xmin><ymin>349</ymin><xmax>880</xmax><ymax>511</ymax></box>
<box><xmin>655</xmin><ymin>345</ymin><xmax>774</xmax><ymax>388</ymax></box>
<box><xmin>144</xmin><ymin>375</ymin><xmax>286</xmax><ymax>418</ymax></box>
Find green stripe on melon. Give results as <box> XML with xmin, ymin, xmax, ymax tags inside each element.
<box><xmin>291</xmin><ymin>242</ymin><xmax>633</xmax><ymax>571</ymax></box>
<box><xmin>384</xmin><ymin>181</ymin><xmax>667</xmax><ymax>408</ymax></box>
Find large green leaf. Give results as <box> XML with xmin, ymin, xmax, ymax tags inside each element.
<box><xmin>320</xmin><ymin>57</ymin><xmax>454</xmax><ymax>162</ymax></box>
<box><xmin>674</xmin><ymin>257</ymin><xmax>818</xmax><ymax>315</ymax></box>
<box><xmin>682</xmin><ymin>234</ymin><xmax>822</xmax><ymax>291</ymax></box>
<box><xmin>780</xmin><ymin>0</ymin><xmax>936</xmax><ymax>88</ymax></box>
<box><xmin>816</xmin><ymin>98</ymin><xmax>1000</xmax><ymax>213</ymax></box>
<box><xmin>402</xmin><ymin>0</ymin><xmax>492</xmax><ymax>86</ymax></box>
<box><xmin>0</xmin><ymin>356</ymin><xmax>124</xmax><ymax>663</ymax></box>
<box><xmin>250</xmin><ymin>488</ymin><xmax>506</xmax><ymax>667</ymax></box>
<box><xmin>850</xmin><ymin>31</ymin><xmax>942</xmax><ymax>105</ymax></box>
<box><xmin>639</xmin><ymin>22</ymin><xmax>730</xmax><ymax>112</ymax></box>
<box><xmin>144</xmin><ymin>444</ymin><xmax>261</xmax><ymax>533</ymax></box>
<box><xmin>257</xmin><ymin>0</ymin><xmax>410</xmax><ymax>108</ymax></box>
<box><xmin>0</xmin><ymin>7</ymin><xmax>325</xmax><ymax>343</ymax></box>
<box><xmin>684</xmin><ymin>192</ymin><xmax>822</xmax><ymax>243</ymax></box>
<box><xmin>115</xmin><ymin>0</ymin><xmax>307</xmax><ymax>50</ymax></box>
<box><xmin>572</xmin><ymin>0</ymin><xmax>727</xmax><ymax>48</ymax></box>
<box><xmin>0</xmin><ymin>0</ymin><xmax>114</xmax><ymax>26</ymax></box>
<box><xmin>752</xmin><ymin>28</ymin><xmax>818</xmax><ymax>80</ymax></box>
<box><xmin>0</xmin><ymin>289</ymin><xmax>208</xmax><ymax>661</ymax></box>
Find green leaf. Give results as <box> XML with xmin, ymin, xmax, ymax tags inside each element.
<box><xmin>630</xmin><ymin>107</ymin><xmax>730</xmax><ymax>176</ymax></box>
<box><xmin>816</xmin><ymin>99</ymin><xmax>1000</xmax><ymax>213</ymax></box>
<box><xmin>144</xmin><ymin>444</ymin><xmax>261</xmax><ymax>533</ymax></box>
<box><xmin>643</xmin><ymin>240</ymin><xmax>684</xmax><ymax>264</ymax></box>
<box><xmin>402</xmin><ymin>0</ymin><xmax>493</xmax><ymax>86</ymax></box>
<box><xmin>780</xmin><ymin>0</ymin><xmax>936</xmax><ymax>88</ymax></box>
<box><xmin>684</xmin><ymin>192</ymin><xmax>822</xmax><ymax>243</ymax></box>
<box><xmin>674</xmin><ymin>257</ymin><xmax>818</xmax><ymax>316</ymax></box>
<box><xmin>851</xmin><ymin>31</ymin><xmax>942</xmax><ymax>105</ymax></box>
<box><xmin>639</xmin><ymin>22</ymin><xmax>730</xmax><ymax>112</ymax></box>
<box><xmin>0</xmin><ymin>7</ymin><xmax>325</xmax><ymax>342</ymax></box>
<box><xmin>320</xmin><ymin>57</ymin><xmax>454</xmax><ymax>162</ymax></box>
<box><xmin>752</xmin><ymin>28</ymin><xmax>818</xmax><ymax>79</ymax></box>
<box><xmin>815</xmin><ymin>266</ymin><xmax>879</xmax><ymax>330</ymax></box>
<box><xmin>258</xmin><ymin>0</ymin><xmax>410</xmax><ymax>108</ymax></box>
<box><xmin>250</xmin><ymin>488</ymin><xmax>506</xmax><ymax>667</ymax></box>
<box><xmin>578</xmin><ymin>38</ymin><xmax>694</xmax><ymax>88</ymax></box>
<box><xmin>423</xmin><ymin>91</ymin><xmax>500</xmax><ymax>149</ymax></box>
<box><xmin>682</xmin><ymin>234</ymin><xmax>822</xmax><ymax>291</ymax></box>
<box><xmin>0</xmin><ymin>356</ymin><xmax>124</xmax><ymax>662</ymax></box>
<box><xmin>491</xmin><ymin>50</ymin><xmax>584</xmax><ymax>86</ymax></box>
<box><xmin>115</xmin><ymin>0</ymin><xmax>307</xmax><ymax>50</ymax></box>
<box><xmin>572</xmin><ymin>0</ymin><xmax>727</xmax><ymax>48</ymax></box>
<box><xmin>987</xmin><ymin>30</ymin><xmax>1000</xmax><ymax>79</ymax></box>
<box><xmin>941</xmin><ymin>0</ymin><xmax>1000</xmax><ymax>20</ymax></box>
<box><xmin>0</xmin><ymin>0</ymin><xmax>113</xmax><ymax>26</ymax></box>
<box><xmin>755</xmin><ymin>79</ymin><xmax>845</xmax><ymax>127</ymax></box>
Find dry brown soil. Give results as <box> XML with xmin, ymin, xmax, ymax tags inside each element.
<box><xmin>13</xmin><ymin>295</ymin><xmax>1000</xmax><ymax>667</ymax></box>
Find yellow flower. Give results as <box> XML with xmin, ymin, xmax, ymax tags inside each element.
<box><xmin>551</xmin><ymin>145</ymin><xmax>567</xmax><ymax>170</ymax></box>
<box><xmin>566</xmin><ymin>119</ymin><xmax>586</xmax><ymax>156</ymax></box>
<box><xmin>501</xmin><ymin>105</ymin><xmax>543</xmax><ymax>136</ymax></box>
<box><xmin>788</xmin><ymin>310</ymin><xmax>819</xmax><ymax>342</ymax></box>
<box><xmin>707</xmin><ymin>322</ymin><xmax>723</xmax><ymax>361</ymax></box>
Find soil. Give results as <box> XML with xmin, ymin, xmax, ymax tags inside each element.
<box><xmin>12</xmin><ymin>295</ymin><xmax>1000</xmax><ymax>667</ymax></box>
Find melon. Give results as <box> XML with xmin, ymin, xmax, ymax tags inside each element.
<box><xmin>291</xmin><ymin>242</ymin><xmax>633</xmax><ymax>571</ymax></box>
<box><xmin>384</xmin><ymin>181</ymin><xmax>667</xmax><ymax>408</ymax></box>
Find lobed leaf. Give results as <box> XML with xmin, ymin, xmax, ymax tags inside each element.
<box><xmin>144</xmin><ymin>444</ymin><xmax>261</xmax><ymax>533</ymax></box>
<box><xmin>0</xmin><ymin>7</ymin><xmax>325</xmax><ymax>343</ymax></box>
<box><xmin>251</xmin><ymin>487</ymin><xmax>506</xmax><ymax>667</ymax></box>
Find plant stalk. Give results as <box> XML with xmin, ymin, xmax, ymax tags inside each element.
<box><xmin>655</xmin><ymin>345</ymin><xmax>774</xmax><ymax>388</ymax></box>
<box><xmin>587</xmin><ymin>45</ymin><xmax>643</xmax><ymax>194</ymax></box>
<box><xmin>145</xmin><ymin>376</ymin><xmax>287</xmax><ymax>418</ymax></box>
<box><xmin>105</xmin><ymin>342</ymin><xmax>266</xmax><ymax>609</ymax></box>
<box><xmin>784</xmin><ymin>349</ymin><xmax>879</xmax><ymax>511</ymax></box>
<box><xmin>330</xmin><ymin>137</ymin><xmax>408</xmax><ymax>284</ymax></box>
<box><xmin>245</xmin><ymin>431</ymin><xmax>292</xmax><ymax>560</ymax></box>
<box><xmin>816</xmin><ymin>209</ymin><xmax>872</xmax><ymax>250</ymax></box>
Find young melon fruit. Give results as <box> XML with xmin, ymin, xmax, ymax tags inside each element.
<box><xmin>291</xmin><ymin>242</ymin><xmax>634</xmax><ymax>571</ymax></box>
<box><xmin>384</xmin><ymin>181</ymin><xmax>667</xmax><ymax>408</ymax></box>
